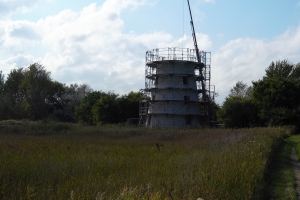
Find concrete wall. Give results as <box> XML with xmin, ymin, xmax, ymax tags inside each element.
<box><xmin>147</xmin><ymin>60</ymin><xmax>202</xmax><ymax>128</ymax></box>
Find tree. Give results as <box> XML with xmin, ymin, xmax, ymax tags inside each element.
<box><xmin>92</xmin><ymin>92</ymin><xmax>119</xmax><ymax>124</ymax></box>
<box><xmin>252</xmin><ymin>60</ymin><xmax>300</xmax><ymax>126</ymax></box>
<box><xmin>4</xmin><ymin>68</ymin><xmax>25</xmax><ymax>105</ymax></box>
<box><xmin>229</xmin><ymin>81</ymin><xmax>252</xmax><ymax>99</ymax></box>
<box><xmin>0</xmin><ymin>71</ymin><xmax>4</xmax><ymax>96</ymax></box>
<box><xmin>76</xmin><ymin>91</ymin><xmax>142</xmax><ymax>125</ymax></box>
<box><xmin>117</xmin><ymin>91</ymin><xmax>141</xmax><ymax>122</ymax></box>
<box><xmin>3</xmin><ymin>65</ymin><xmax>73</xmax><ymax>121</ymax></box>
<box><xmin>0</xmin><ymin>71</ymin><xmax>9</xmax><ymax>120</ymax></box>
<box><xmin>19</xmin><ymin>63</ymin><xmax>55</xmax><ymax>120</ymax></box>
<box><xmin>218</xmin><ymin>81</ymin><xmax>258</xmax><ymax>128</ymax></box>
<box><xmin>1</xmin><ymin>64</ymin><xmax>95</xmax><ymax>122</ymax></box>
<box><xmin>4</xmin><ymin>68</ymin><xmax>25</xmax><ymax>119</ymax></box>
<box><xmin>61</xmin><ymin>83</ymin><xmax>93</xmax><ymax>122</ymax></box>
<box><xmin>219</xmin><ymin>96</ymin><xmax>257</xmax><ymax>128</ymax></box>
<box><xmin>265</xmin><ymin>60</ymin><xmax>294</xmax><ymax>79</ymax></box>
<box><xmin>47</xmin><ymin>81</ymin><xmax>67</xmax><ymax>121</ymax></box>
<box><xmin>75</xmin><ymin>91</ymin><xmax>105</xmax><ymax>125</ymax></box>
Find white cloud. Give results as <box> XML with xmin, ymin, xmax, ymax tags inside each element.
<box><xmin>212</xmin><ymin>26</ymin><xmax>300</xmax><ymax>104</ymax></box>
<box><xmin>1</xmin><ymin>0</ymin><xmax>300</xmax><ymax>104</ymax></box>
<box><xmin>0</xmin><ymin>0</ymin><xmax>172</xmax><ymax>94</ymax></box>
<box><xmin>0</xmin><ymin>53</ymin><xmax>35</xmax><ymax>75</ymax></box>
<box><xmin>0</xmin><ymin>0</ymin><xmax>53</xmax><ymax>18</ymax></box>
<box><xmin>167</xmin><ymin>33</ymin><xmax>212</xmax><ymax>50</ymax></box>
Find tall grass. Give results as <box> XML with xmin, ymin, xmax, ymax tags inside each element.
<box><xmin>0</xmin><ymin>120</ymin><xmax>289</xmax><ymax>199</ymax></box>
<box><xmin>264</xmin><ymin>134</ymin><xmax>300</xmax><ymax>199</ymax></box>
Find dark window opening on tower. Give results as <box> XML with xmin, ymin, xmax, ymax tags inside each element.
<box><xmin>184</xmin><ymin>96</ymin><xmax>190</xmax><ymax>104</ymax></box>
<box><xmin>155</xmin><ymin>77</ymin><xmax>159</xmax><ymax>86</ymax></box>
<box><xmin>183</xmin><ymin>76</ymin><xmax>188</xmax><ymax>84</ymax></box>
<box><xmin>186</xmin><ymin>115</ymin><xmax>191</xmax><ymax>125</ymax></box>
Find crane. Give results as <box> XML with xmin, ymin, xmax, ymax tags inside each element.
<box><xmin>187</xmin><ymin>0</ymin><xmax>207</xmax><ymax>101</ymax></box>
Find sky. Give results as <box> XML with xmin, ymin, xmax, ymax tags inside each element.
<box><xmin>1</xmin><ymin>0</ymin><xmax>300</xmax><ymax>104</ymax></box>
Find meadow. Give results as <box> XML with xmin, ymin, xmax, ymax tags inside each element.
<box><xmin>0</xmin><ymin>120</ymin><xmax>291</xmax><ymax>199</ymax></box>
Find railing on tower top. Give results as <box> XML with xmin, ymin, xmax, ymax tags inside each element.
<box><xmin>146</xmin><ymin>47</ymin><xmax>201</xmax><ymax>63</ymax></box>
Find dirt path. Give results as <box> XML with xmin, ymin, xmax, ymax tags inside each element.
<box><xmin>291</xmin><ymin>148</ymin><xmax>300</xmax><ymax>199</ymax></box>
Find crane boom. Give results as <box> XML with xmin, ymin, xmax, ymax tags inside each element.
<box><xmin>186</xmin><ymin>0</ymin><xmax>206</xmax><ymax>100</ymax></box>
<box><xmin>187</xmin><ymin>0</ymin><xmax>201</xmax><ymax>63</ymax></box>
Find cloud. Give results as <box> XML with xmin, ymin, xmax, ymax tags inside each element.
<box><xmin>0</xmin><ymin>0</ymin><xmax>52</xmax><ymax>18</ymax></box>
<box><xmin>1</xmin><ymin>0</ymin><xmax>300</xmax><ymax>105</ymax></box>
<box><xmin>167</xmin><ymin>33</ymin><xmax>212</xmax><ymax>50</ymax></box>
<box><xmin>212</xmin><ymin>26</ymin><xmax>300</xmax><ymax>104</ymax></box>
<box><xmin>0</xmin><ymin>53</ymin><xmax>35</xmax><ymax>75</ymax></box>
<box><xmin>0</xmin><ymin>0</ymin><xmax>170</xmax><ymax>94</ymax></box>
<box><xmin>7</xmin><ymin>21</ymin><xmax>41</xmax><ymax>40</ymax></box>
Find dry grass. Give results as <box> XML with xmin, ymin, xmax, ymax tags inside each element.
<box><xmin>0</xmin><ymin>121</ymin><xmax>289</xmax><ymax>199</ymax></box>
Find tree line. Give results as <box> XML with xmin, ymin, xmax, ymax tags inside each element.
<box><xmin>0</xmin><ymin>63</ymin><xmax>141</xmax><ymax>124</ymax></box>
<box><xmin>217</xmin><ymin>60</ymin><xmax>300</xmax><ymax>128</ymax></box>
<box><xmin>1</xmin><ymin>60</ymin><xmax>300</xmax><ymax>128</ymax></box>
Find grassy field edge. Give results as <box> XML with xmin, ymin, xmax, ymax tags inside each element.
<box><xmin>264</xmin><ymin>134</ymin><xmax>300</xmax><ymax>199</ymax></box>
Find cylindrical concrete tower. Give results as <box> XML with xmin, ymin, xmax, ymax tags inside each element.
<box><xmin>139</xmin><ymin>47</ymin><xmax>211</xmax><ymax>128</ymax></box>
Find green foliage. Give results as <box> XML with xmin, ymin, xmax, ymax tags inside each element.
<box><xmin>92</xmin><ymin>92</ymin><xmax>119</xmax><ymax>124</ymax></box>
<box><xmin>75</xmin><ymin>91</ymin><xmax>106</xmax><ymax>125</ymax></box>
<box><xmin>0</xmin><ymin>71</ymin><xmax>4</xmax><ymax>96</ymax></box>
<box><xmin>0</xmin><ymin>124</ymin><xmax>289</xmax><ymax>199</ymax></box>
<box><xmin>76</xmin><ymin>91</ymin><xmax>141</xmax><ymax>125</ymax></box>
<box><xmin>221</xmin><ymin>60</ymin><xmax>300</xmax><ymax>127</ymax></box>
<box><xmin>219</xmin><ymin>81</ymin><xmax>257</xmax><ymax>128</ymax></box>
<box><xmin>52</xmin><ymin>83</ymin><xmax>92</xmax><ymax>122</ymax></box>
<box><xmin>0</xmin><ymin>63</ymin><xmax>95</xmax><ymax>122</ymax></box>
<box><xmin>21</xmin><ymin>63</ymin><xmax>53</xmax><ymax>120</ymax></box>
<box><xmin>219</xmin><ymin>96</ymin><xmax>257</xmax><ymax>128</ymax></box>
<box><xmin>3</xmin><ymin>68</ymin><xmax>25</xmax><ymax>119</ymax></box>
<box><xmin>2</xmin><ymin>65</ymin><xmax>60</xmax><ymax>120</ymax></box>
<box><xmin>265</xmin><ymin>60</ymin><xmax>294</xmax><ymax>79</ymax></box>
<box><xmin>117</xmin><ymin>91</ymin><xmax>141</xmax><ymax>122</ymax></box>
<box><xmin>0</xmin><ymin>71</ymin><xmax>10</xmax><ymax>120</ymax></box>
<box><xmin>252</xmin><ymin>60</ymin><xmax>300</xmax><ymax>126</ymax></box>
<box><xmin>229</xmin><ymin>81</ymin><xmax>252</xmax><ymax>98</ymax></box>
<box><xmin>46</xmin><ymin>81</ymin><xmax>65</xmax><ymax>110</ymax></box>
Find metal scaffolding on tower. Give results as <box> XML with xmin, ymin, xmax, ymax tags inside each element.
<box><xmin>139</xmin><ymin>1</ymin><xmax>215</xmax><ymax>128</ymax></box>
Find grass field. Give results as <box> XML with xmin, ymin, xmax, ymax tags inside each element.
<box><xmin>0</xmin><ymin>120</ymin><xmax>291</xmax><ymax>199</ymax></box>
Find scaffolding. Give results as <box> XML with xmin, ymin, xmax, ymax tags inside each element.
<box><xmin>139</xmin><ymin>47</ymin><xmax>214</xmax><ymax>128</ymax></box>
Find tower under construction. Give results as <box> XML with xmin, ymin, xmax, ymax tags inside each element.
<box><xmin>139</xmin><ymin>0</ymin><xmax>215</xmax><ymax>128</ymax></box>
<box><xmin>139</xmin><ymin>48</ymin><xmax>213</xmax><ymax>128</ymax></box>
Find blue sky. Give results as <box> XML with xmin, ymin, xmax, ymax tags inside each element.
<box><xmin>1</xmin><ymin>0</ymin><xmax>300</xmax><ymax>104</ymax></box>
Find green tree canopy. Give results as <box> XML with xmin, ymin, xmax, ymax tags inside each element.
<box><xmin>218</xmin><ymin>81</ymin><xmax>258</xmax><ymax>128</ymax></box>
<box><xmin>252</xmin><ymin>60</ymin><xmax>300</xmax><ymax>126</ymax></box>
<box><xmin>0</xmin><ymin>71</ymin><xmax>4</xmax><ymax>96</ymax></box>
<box><xmin>117</xmin><ymin>91</ymin><xmax>142</xmax><ymax>123</ymax></box>
<box><xmin>4</xmin><ymin>68</ymin><xmax>25</xmax><ymax>106</ymax></box>
<box><xmin>3</xmin><ymin>68</ymin><xmax>26</xmax><ymax>119</ymax></box>
<box><xmin>92</xmin><ymin>92</ymin><xmax>119</xmax><ymax>125</ymax></box>
<box><xmin>76</xmin><ymin>91</ymin><xmax>142</xmax><ymax>125</ymax></box>
<box><xmin>229</xmin><ymin>81</ymin><xmax>252</xmax><ymax>99</ymax></box>
<box><xmin>59</xmin><ymin>83</ymin><xmax>93</xmax><ymax>122</ymax></box>
<box><xmin>219</xmin><ymin>96</ymin><xmax>257</xmax><ymax>128</ymax></box>
<box><xmin>20</xmin><ymin>63</ymin><xmax>53</xmax><ymax>120</ymax></box>
<box><xmin>75</xmin><ymin>91</ymin><xmax>106</xmax><ymax>125</ymax></box>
